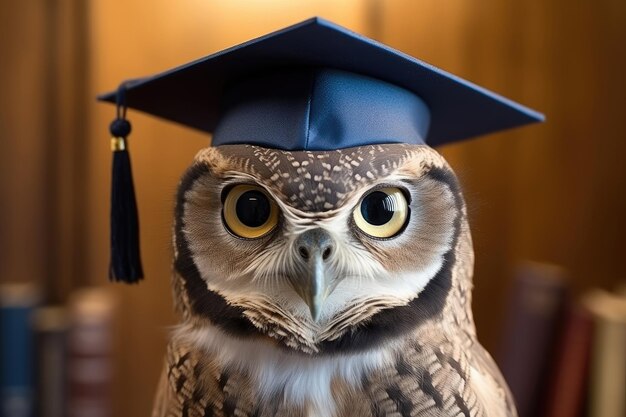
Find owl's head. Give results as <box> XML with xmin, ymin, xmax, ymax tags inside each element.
<box><xmin>173</xmin><ymin>143</ymin><xmax>471</xmax><ymax>354</ymax></box>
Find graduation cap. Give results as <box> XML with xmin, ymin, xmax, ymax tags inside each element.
<box><xmin>100</xmin><ymin>17</ymin><xmax>544</xmax><ymax>283</ymax></box>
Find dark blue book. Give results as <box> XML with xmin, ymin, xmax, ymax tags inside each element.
<box><xmin>0</xmin><ymin>284</ymin><xmax>39</xmax><ymax>417</ymax></box>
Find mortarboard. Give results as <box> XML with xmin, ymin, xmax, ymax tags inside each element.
<box><xmin>99</xmin><ymin>17</ymin><xmax>544</xmax><ymax>283</ymax></box>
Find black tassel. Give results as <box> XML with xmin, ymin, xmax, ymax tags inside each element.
<box><xmin>109</xmin><ymin>85</ymin><xmax>143</xmax><ymax>283</ymax></box>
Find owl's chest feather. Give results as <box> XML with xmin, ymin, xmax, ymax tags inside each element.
<box><xmin>164</xmin><ymin>323</ymin><xmax>511</xmax><ymax>417</ymax></box>
<box><xmin>176</xmin><ymin>324</ymin><xmax>397</xmax><ymax>417</ymax></box>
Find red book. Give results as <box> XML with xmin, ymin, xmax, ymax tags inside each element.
<box><xmin>541</xmin><ymin>303</ymin><xmax>593</xmax><ymax>417</ymax></box>
<box><xmin>66</xmin><ymin>288</ymin><xmax>115</xmax><ymax>417</ymax></box>
<box><xmin>498</xmin><ymin>262</ymin><xmax>568</xmax><ymax>417</ymax></box>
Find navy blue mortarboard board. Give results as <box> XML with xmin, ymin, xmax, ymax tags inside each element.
<box><xmin>100</xmin><ymin>17</ymin><xmax>544</xmax><ymax>283</ymax></box>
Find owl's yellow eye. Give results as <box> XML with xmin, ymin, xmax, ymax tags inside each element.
<box><xmin>223</xmin><ymin>185</ymin><xmax>279</xmax><ymax>239</ymax></box>
<box><xmin>353</xmin><ymin>187</ymin><xmax>409</xmax><ymax>238</ymax></box>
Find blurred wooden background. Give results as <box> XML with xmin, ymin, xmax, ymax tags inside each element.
<box><xmin>1</xmin><ymin>0</ymin><xmax>625</xmax><ymax>415</ymax></box>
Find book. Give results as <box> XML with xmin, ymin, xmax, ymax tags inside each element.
<box><xmin>34</xmin><ymin>306</ymin><xmax>69</xmax><ymax>417</ymax></box>
<box><xmin>583</xmin><ymin>289</ymin><xmax>626</xmax><ymax>417</ymax></box>
<box><xmin>66</xmin><ymin>288</ymin><xmax>116</xmax><ymax>417</ymax></box>
<box><xmin>497</xmin><ymin>262</ymin><xmax>568</xmax><ymax>417</ymax></box>
<box><xmin>541</xmin><ymin>302</ymin><xmax>593</xmax><ymax>417</ymax></box>
<box><xmin>0</xmin><ymin>283</ymin><xmax>40</xmax><ymax>417</ymax></box>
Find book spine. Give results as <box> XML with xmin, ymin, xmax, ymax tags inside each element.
<box><xmin>34</xmin><ymin>307</ymin><xmax>69</xmax><ymax>417</ymax></box>
<box><xmin>498</xmin><ymin>262</ymin><xmax>568</xmax><ymax>417</ymax></box>
<box><xmin>541</xmin><ymin>304</ymin><xmax>593</xmax><ymax>417</ymax></box>
<box><xmin>0</xmin><ymin>284</ymin><xmax>39</xmax><ymax>417</ymax></box>
<box><xmin>585</xmin><ymin>290</ymin><xmax>626</xmax><ymax>417</ymax></box>
<box><xmin>66</xmin><ymin>289</ymin><xmax>115</xmax><ymax>417</ymax></box>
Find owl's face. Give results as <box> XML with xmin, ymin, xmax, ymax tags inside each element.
<box><xmin>174</xmin><ymin>144</ymin><xmax>465</xmax><ymax>354</ymax></box>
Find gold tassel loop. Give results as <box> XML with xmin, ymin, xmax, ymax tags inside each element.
<box><xmin>111</xmin><ymin>136</ymin><xmax>127</xmax><ymax>152</ymax></box>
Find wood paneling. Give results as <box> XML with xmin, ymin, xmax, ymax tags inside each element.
<box><xmin>0</xmin><ymin>1</ymin><xmax>48</xmax><ymax>288</ymax></box>
<box><xmin>0</xmin><ymin>0</ymin><xmax>87</xmax><ymax>302</ymax></box>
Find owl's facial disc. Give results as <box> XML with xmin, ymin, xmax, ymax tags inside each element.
<box><xmin>290</xmin><ymin>228</ymin><xmax>338</xmax><ymax>321</ymax></box>
<box><xmin>177</xmin><ymin>144</ymin><xmax>464</xmax><ymax>354</ymax></box>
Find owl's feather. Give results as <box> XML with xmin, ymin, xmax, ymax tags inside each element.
<box><xmin>153</xmin><ymin>144</ymin><xmax>516</xmax><ymax>417</ymax></box>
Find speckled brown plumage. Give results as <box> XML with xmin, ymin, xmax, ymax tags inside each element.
<box><xmin>153</xmin><ymin>144</ymin><xmax>516</xmax><ymax>417</ymax></box>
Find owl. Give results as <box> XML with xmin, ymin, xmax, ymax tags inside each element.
<box><xmin>150</xmin><ymin>143</ymin><xmax>517</xmax><ymax>417</ymax></box>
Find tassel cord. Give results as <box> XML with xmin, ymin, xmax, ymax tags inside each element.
<box><xmin>109</xmin><ymin>84</ymin><xmax>143</xmax><ymax>283</ymax></box>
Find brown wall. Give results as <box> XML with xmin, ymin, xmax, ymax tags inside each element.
<box><xmin>2</xmin><ymin>1</ymin><xmax>625</xmax><ymax>415</ymax></box>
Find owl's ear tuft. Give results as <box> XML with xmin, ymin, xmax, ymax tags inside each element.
<box><xmin>109</xmin><ymin>84</ymin><xmax>144</xmax><ymax>284</ymax></box>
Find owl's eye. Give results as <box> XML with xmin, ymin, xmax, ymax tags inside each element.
<box><xmin>353</xmin><ymin>187</ymin><xmax>409</xmax><ymax>238</ymax></box>
<box><xmin>223</xmin><ymin>185</ymin><xmax>279</xmax><ymax>238</ymax></box>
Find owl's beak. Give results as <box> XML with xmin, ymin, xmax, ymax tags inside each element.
<box><xmin>292</xmin><ymin>228</ymin><xmax>336</xmax><ymax>322</ymax></box>
<box><xmin>303</xmin><ymin>254</ymin><xmax>329</xmax><ymax>321</ymax></box>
